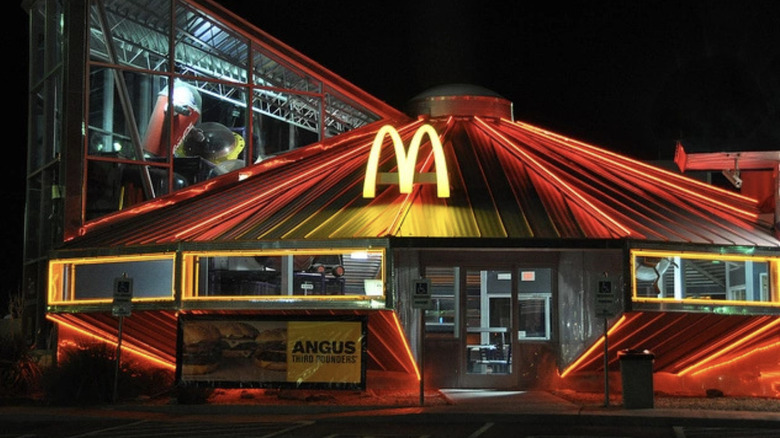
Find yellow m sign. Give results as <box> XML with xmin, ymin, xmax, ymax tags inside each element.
<box><xmin>363</xmin><ymin>124</ymin><xmax>450</xmax><ymax>198</ymax></box>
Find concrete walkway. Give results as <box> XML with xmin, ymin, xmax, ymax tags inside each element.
<box><xmin>2</xmin><ymin>390</ymin><xmax>779</xmax><ymax>429</ymax></box>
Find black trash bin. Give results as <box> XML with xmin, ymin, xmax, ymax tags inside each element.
<box><xmin>618</xmin><ymin>349</ymin><xmax>654</xmax><ymax>409</ymax></box>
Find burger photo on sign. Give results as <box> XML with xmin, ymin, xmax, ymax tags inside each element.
<box><xmin>218</xmin><ymin>322</ymin><xmax>259</xmax><ymax>358</ymax></box>
<box><xmin>253</xmin><ymin>327</ymin><xmax>287</xmax><ymax>372</ymax></box>
<box><xmin>181</xmin><ymin>322</ymin><xmax>222</xmax><ymax>375</ymax></box>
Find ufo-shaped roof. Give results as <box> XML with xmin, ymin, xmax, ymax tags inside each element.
<box><xmin>67</xmin><ymin>88</ymin><xmax>779</xmax><ymax>249</ymax></box>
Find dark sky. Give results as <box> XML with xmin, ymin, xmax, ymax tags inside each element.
<box><xmin>215</xmin><ymin>0</ymin><xmax>780</xmax><ymax>161</ymax></box>
<box><xmin>5</xmin><ymin>1</ymin><xmax>780</xmax><ymax>309</ymax></box>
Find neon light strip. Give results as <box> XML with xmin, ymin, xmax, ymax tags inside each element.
<box><xmin>181</xmin><ymin>248</ymin><xmax>385</xmax><ymax>258</ymax></box>
<box><xmin>690</xmin><ymin>340</ymin><xmax>780</xmax><ymax>378</ymax></box>
<box><xmin>560</xmin><ymin>315</ymin><xmax>628</xmax><ymax>378</ymax></box>
<box><xmin>678</xmin><ymin>317</ymin><xmax>780</xmax><ymax>376</ymax></box>
<box><xmin>632</xmin><ymin>249</ymin><xmax>778</xmax><ymax>263</ymax></box>
<box><xmin>476</xmin><ymin>117</ymin><xmax>632</xmax><ymax>237</ymax></box>
<box><xmin>392</xmin><ymin>312</ymin><xmax>421</xmax><ymax>381</ymax></box>
<box><xmin>46</xmin><ymin>314</ymin><xmax>176</xmax><ymax>371</ymax></box>
<box><xmin>182</xmin><ymin>295</ymin><xmax>377</xmax><ymax>302</ymax></box>
<box><xmin>172</xmin><ymin>130</ymin><xmax>385</xmax><ymax>240</ymax></box>
<box><xmin>504</xmin><ymin>118</ymin><xmax>759</xmax><ymax>204</ymax></box>
<box><xmin>48</xmin><ymin>297</ymin><xmax>177</xmax><ymax>306</ymax></box>
<box><xmin>632</xmin><ymin>297</ymin><xmax>780</xmax><ymax>308</ymax></box>
<box><xmin>77</xmin><ymin>124</ymin><xmax>387</xmax><ymax>237</ymax></box>
<box><xmin>503</xmin><ymin>119</ymin><xmax>759</xmax><ymax>219</ymax></box>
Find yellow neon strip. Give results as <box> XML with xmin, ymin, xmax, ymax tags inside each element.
<box><xmin>50</xmin><ymin>253</ymin><xmax>176</xmax><ymax>265</ymax></box>
<box><xmin>48</xmin><ymin>297</ymin><xmax>175</xmax><ymax>306</ymax></box>
<box><xmin>503</xmin><ymin>119</ymin><xmax>759</xmax><ymax>218</ymax></box>
<box><xmin>393</xmin><ymin>312</ymin><xmax>421</xmax><ymax>381</ymax></box>
<box><xmin>476</xmin><ymin>117</ymin><xmax>632</xmax><ymax>237</ymax></box>
<box><xmin>678</xmin><ymin>317</ymin><xmax>780</xmax><ymax>376</ymax></box>
<box><xmin>560</xmin><ymin>315</ymin><xmax>627</xmax><ymax>378</ymax></box>
<box><xmin>181</xmin><ymin>248</ymin><xmax>384</xmax><ymax>258</ymax></box>
<box><xmin>632</xmin><ymin>297</ymin><xmax>780</xmax><ymax>308</ymax></box>
<box><xmin>632</xmin><ymin>249</ymin><xmax>778</xmax><ymax>263</ymax></box>
<box><xmin>46</xmin><ymin>314</ymin><xmax>176</xmax><ymax>371</ymax></box>
<box><xmin>182</xmin><ymin>295</ymin><xmax>378</xmax><ymax>302</ymax></box>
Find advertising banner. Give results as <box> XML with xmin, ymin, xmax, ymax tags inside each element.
<box><xmin>178</xmin><ymin>315</ymin><xmax>366</xmax><ymax>389</ymax></box>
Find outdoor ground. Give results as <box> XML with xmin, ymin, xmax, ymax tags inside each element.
<box><xmin>190</xmin><ymin>387</ymin><xmax>780</xmax><ymax>412</ymax></box>
<box><xmin>551</xmin><ymin>389</ymin><xmax>780</xmax><ymax>412</ymax></box>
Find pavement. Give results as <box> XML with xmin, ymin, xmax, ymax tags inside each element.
<box><xmin>2</xmin><ymin>390</ymin><xmax>779</xmax><ymax>429</ymax></box>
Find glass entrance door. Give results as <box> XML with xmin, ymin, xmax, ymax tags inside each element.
<box><xmin>462</xmin><ymin>270</ymin><xmax>515</xmax><ymax>387</ymax></box>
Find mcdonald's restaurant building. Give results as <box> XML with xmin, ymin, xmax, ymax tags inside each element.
<box><xmin>24</xmin><ymin>0</ymin><xmax>780</xmax><ymax>398</ymax></box>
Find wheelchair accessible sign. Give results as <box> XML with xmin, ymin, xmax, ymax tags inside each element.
<box><xmin>412</xmin><ymin>279</ymin><xmax>432</xmax><ymax>309</ymax></box>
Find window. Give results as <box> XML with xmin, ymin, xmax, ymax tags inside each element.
<box><xmin>79</xmin><ymin>0</ymin><xmax>380</xmax><ymax>222</ymax></box>
<box><xmin>517</xmin><ymin>268</ymin><xmax>552</xmax><ymax>341</ymax></box>
<box><xmin>632</xmin><ymin>250</ymin><xmax>779</xmax><ymax>307</ymax></box>
<box><xmin>184</xmin><ymin>250</ymin><xmax>384</xmax><ymax>299</ymax></box>
<box><xmin>49</xmin><ymin>255</ymin><xmax>175</xmax><ymax>304</ymax></box>
<box><xmin>517</xmin><ymin>296</ymin><xmax>551</xmax><ymax>340</ymax></box>
<box><xmin>423</xmin><ymin>267</ymin><xmax>458</xmax><ymax>333</ymax></box>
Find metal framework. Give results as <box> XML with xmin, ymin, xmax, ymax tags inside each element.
<box><xmin>88</xmin><ymin>0</ymin><xmax>379</xmax><ymax>137</ymax></box>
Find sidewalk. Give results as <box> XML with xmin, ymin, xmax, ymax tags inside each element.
<box><xmin>2</xmin><ymin>390</ymin><xmax>779</xmax><ymax>429</ymax></box>
<box><xmin>430</xmin><ymin>389</ymin><xmax>780</xmax><ymax>427</ymax></box>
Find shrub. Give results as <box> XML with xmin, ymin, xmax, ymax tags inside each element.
<box><xmin>175</xmin><ymin>383</ymin><xmax>214</xmax><ymax>404</ymax></box>
<box><xmin>42</xmin><ymin>342</ymin><xmax>173</xmax><ymax>405</ymax></box>
<box><xmin>0</xmin><ymin>333</ymin><xmax>41</xmax><ymax>398</ymax></box>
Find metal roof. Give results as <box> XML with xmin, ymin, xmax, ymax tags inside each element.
<box><xmin>67</xmin><ymin>96</ymin><xmax>779</xmax><ymax>249</ymax></box>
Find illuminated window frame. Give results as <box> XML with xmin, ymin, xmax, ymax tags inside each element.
<box><xmin>48</xmin><ymin>253</ymin><xmax>176</xmax><ymax>305</ymax></box>
<box><xmin>181</xmin><ymin>248</ymin><xmax>385</xmax><ymax>302</ymax></box>
<box><xmin>631</xmin><ymin>249</ymin><xmax>780</xmax><ymax>308</ymax></box>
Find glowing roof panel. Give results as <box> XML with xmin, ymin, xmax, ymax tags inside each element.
<box><xmin>67</xmin><ymin>112</ymin><xmax>779</xmax><ymax>248</ymax></box>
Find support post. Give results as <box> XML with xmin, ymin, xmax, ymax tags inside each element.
<box><xmin>603</xmin><ymin>317</ymin><xmax>609</xmax><ymax>408</ymax></box>
<box><xmin>113</xmin><ymin>315</ymin><xmax>125</xmax><ymax>403</ymax></box>
<box><xmin>420</xmin><ymin>308</ymin><xmax>425</xmax><ymax>406</ymax></box>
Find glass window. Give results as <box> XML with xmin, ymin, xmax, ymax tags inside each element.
<box><xmin>324</xmin><ymin>90</ymin><xmax>379</xmax><ymax>137</ymax></box>
<box><xmin>89</xmin><ymin>0</ymin><xmax>171</xmax><ymax>72</ymax></box>
<box><xmin>518</xmin><ymin>296</ymin><xmax>551</xmax><ymax>340</ymax></box>
<box><xmin>251</xmin><ymin>90</ymin><xmax>320</xmax><ymax>160</ymax></box>
<box><xmin>423</xmin><ymin>267</ymin><xmax>458</xmax><ymax>333</ymax></box>
<box><xmin>49</xmin><ymin>255</ymin><xmax>175</xmax><ymax>303</ymax></box>
<box><xmin>174</xmin><ymin>2</ymin><xmax>249</xmax><ymax>84</ymax></box>
<box><xmin>186</xmin><ymin>250</ymin><xmax>384</xmax><ymax>298</ymax></box>
<box><xmin>517</xmin><ymin>268</ymin><xmax>552</xmax><ymax>341</ymax></box>
<box><xmin>73</xmin><ymin>0</ymin><xmax>383</xmax><ymax>226</ymax></box>
<box><xmin>632</xmin><ymin>250</ymin><xmax>778</xmax><ymax>306</ymax></box>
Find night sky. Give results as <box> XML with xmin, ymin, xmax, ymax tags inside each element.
<box><xmin>4</xmin><ymin>1</ymin><xmax>780</xmax><ymax>312</ymax></box>
<box><xmin>214</xmin><ymin>0</ymin><xmax>780</xmax><ymax>160</ymax></box>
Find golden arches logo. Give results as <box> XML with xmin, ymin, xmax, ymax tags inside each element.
<box><xmin>363</xmin><ymin>124</ymin><xmax>450</xmax><ymax>198</ymax></box>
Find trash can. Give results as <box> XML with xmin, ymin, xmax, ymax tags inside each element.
<box><xmin>618</xmin><ymin>349</ymin><xmax>654</xmax><ymax>409</ymax></box>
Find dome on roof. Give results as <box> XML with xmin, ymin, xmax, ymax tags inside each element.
<box><xmin>406</xmin><ymin>83</ymin><xmax>513</xmax><ymax>120</ymax></box>
<box><xmin>410</xmin><ymin>84</ymin><xmax>506</xmax><ymax>100</ymax></box>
